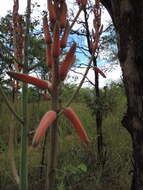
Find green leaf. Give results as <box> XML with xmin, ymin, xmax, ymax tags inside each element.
<box><xmin>77</xmin><ymin>163</ymin><xmax>87</xmax><ymax>172</ymax></box>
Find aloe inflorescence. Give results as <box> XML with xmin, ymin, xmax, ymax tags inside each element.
<box><xmin>6</xmin><ymin>0</ymin><xmax>105</xmax><ymax>189</ymax></box>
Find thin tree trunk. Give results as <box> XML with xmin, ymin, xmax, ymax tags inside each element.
<box><xmin>83</xmin><ymin>7</ymin><xmax>103</xmax><ymax>161</ymax></box>
<box><xmin>93</xmin><ymin>57</ymin><xmax>103</xmax><ymax>161</ymax></box>
<box><xmin>45</xmin><ymin>58</ymin><xmax>59</xmax><ymax>190</ymax></box>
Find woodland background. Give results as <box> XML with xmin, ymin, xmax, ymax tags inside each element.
<box><xmin>0</xmin><ymin>0</ymin><xmax>133</xmax><ymax>190</ymax></box>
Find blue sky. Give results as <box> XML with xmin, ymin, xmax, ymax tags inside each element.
<box><xmin>1</xmin><ymin>0</ymin><xmax>122</xmax><ymax>88</ymax></box>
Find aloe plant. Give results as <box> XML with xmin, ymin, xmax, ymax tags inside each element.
<box><xmin>5</xmin><ymin>1</ymin><xmax>104</xmax><ymax>190</ymax></box>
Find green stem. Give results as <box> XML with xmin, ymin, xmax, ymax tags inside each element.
<box><xmin>0</xmin><ymin>84</ymin><xmax>23</xmax><ymax>124</ymax></box>
<box><xmin>20</xmin><ymin>1</ymin><xmax>31</xmax><ymax>190</ymax></box>
<box><xmin>8</xmin><ymin>90</ymin><xmax>20</xmax><ymax>186</ymax></box>
<box><xmin>20</xmin><ymin>83</ymin><xmax>28</xmax><ymax>190</ymax></box>
<box><xmin>45</xmin><ymin>57</ymin><xmax>59</xmax><ymax>189</ymax></box>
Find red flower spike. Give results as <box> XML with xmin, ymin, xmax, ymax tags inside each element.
<box><xmin>52</xmin><ymin>22</ymin><xmax>60</xmax><ymax>57</ymax></box>
<box><xmin>59</xmin><ymin>43</ymin><xmax>76</xmax><ymax>81</ymax></box>
<box><xmin>7</xmin><ymin>72</ymin><xmax>52</xmax><ymax>91</ymax></box>
<box><xmin>32</xmin><ymin>111</ymin><xmax>57</xmax><ymax>147</ymax></box>
<box><xmin>63</xmin><ymin>107</ymin><xmax>89</xmax><ymax>145</ymax></box>
<box><xmin>92</xmin><ymin>66</ymin><xmax>106</xmax><ymax>78</ymax></box>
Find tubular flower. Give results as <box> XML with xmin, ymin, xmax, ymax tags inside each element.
<box><xmin>60</xmin><ymin>22</ymin><xmax>69</xmax><ymax>48</ymax></box>
<box><xmin>7</xmin><ymin>72</ymin><xmax>52</xmax><ymax>91</ymax></box>
<box><xmin>32</xmin><ymin>111</ymin><xmax>57</xmax><ymax>147</ymax></box>
<box><xmin>59</xmin><ymin>43</ymin><xmax>76</xmax><ymax>81</ymax></box>
<box><xmin>46</xmin><ymin>45</ymin><xmax>53</xmax><ymax>68</ymax></box>
<box><xmin>52</xmin><ymin>22</ymin><xmax>60</xmax><ymax>57</ymax></box>
<box><xmin>48</xmin><ymin>0</ymin><xmax>56</xmax><ymax>23</ymax></box>
<box><xmin>59</xmin><ymin>2</ymin><xmax>67</xmax><ymax>28</ymax></box>
<box><xmin>63</xmin><ymin>107</ymin><xmax>89</xmax><ymax>145</ymax></box>
<box><xmin>43</xmin><ymin>15</ymin><xmax>52</xmax><ymax>44</ymax></box>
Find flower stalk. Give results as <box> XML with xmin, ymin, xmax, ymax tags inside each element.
<box><xmin>20</xmin><ymin>0</ymin><xmax>31</xmax><ymax>190</ymax></box>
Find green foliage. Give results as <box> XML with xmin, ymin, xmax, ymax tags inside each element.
<box><xmin>0</xmin><ymin>83</ymin><xmax>132</xmax><ymax>190</ymax></box>
<box><xmin>85</xmin><ymin>81</ymin><xmax>126</xmax><ymax>117</ymax></box>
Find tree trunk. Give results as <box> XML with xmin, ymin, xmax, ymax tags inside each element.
<box><xmin>93</xmin><ymin>57</ymin><xmax>103</xmax><ymax>162</ymax></box>
<box><xmin>101</xmin><ymin>0</ymin><xmax>143</xmax><ymax>189</ymax></box>
<box><xmin>83</xmin><ymin>7</ymin><xmax>103</xmax><ymax>162</ymax></box>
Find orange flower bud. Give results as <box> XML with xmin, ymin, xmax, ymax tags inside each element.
<box><xmin>7</xmin><ymin>72</ymin><xmax>52</xmax><ymax>90</ymax></box>
<box><xmin>59</xmin><ymin>2</ymin><xmax>67</xmax><ymax>29</ymax></box>
<box><xmin>43</xmin><ymin>15</ymin><xmax>52</xmax><ymax>44</ymax></box>
<box><xmin>92</xmin><ymin>66</ymin><xmax>106</xmax><ymax>78</ymax></box>
<box><xmin>46</xmin><ymin>45</ymin><xmax>53</xmax><ymax>68</ymax></box>
<box><xmin>48</xmin><ymin>0</ymin><xmax>56</xmax><ymax>23</ymax></box>
<box><xmin>63</xmin><ymin>107</ymin><xmax>89</xmax><ymax>145</ymax></box>
<box><xmin>60</xmin><ymin>22</ymin><xmax>69</xmax><ymax>48</ymax></box>
<box><xmin>59</xmin><ymin>43</ymin><xmax>76</xmax><ymax>81</ymax></box>
<box><xmin>32</xmin><ymin>111</ymin><xmax>57</xmax><ymax>147</ymax></box>
<box><xmin>52</xmin><ymin>22</ymin><xmax>60</xmax><ymax>57</ymax></box>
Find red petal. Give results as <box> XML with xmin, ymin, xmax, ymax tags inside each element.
<box><xmin>32</xmin><ymin>111</ymin><xmax>57</xmax><ymax>147</ymax></box>
<box><xmin>7</xmin><ymin>72</ymin><xmax>52</xmax><ymax>90</ymax></box>
<box><xmin>63</xmin><ymin>107</ymin><xmax>89</xmax><ymax>145</ymax></box>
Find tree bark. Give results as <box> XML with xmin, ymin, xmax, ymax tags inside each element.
<box><xmin>101</xmin><ymin>0</ymin><xmax>143</xmax><ymax>189</ymax></box>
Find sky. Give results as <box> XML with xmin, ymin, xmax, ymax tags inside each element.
<box><xmin>1</xmin><ymin>0</ymin><xmax>122</xmax><ymax>88</ymax></box>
